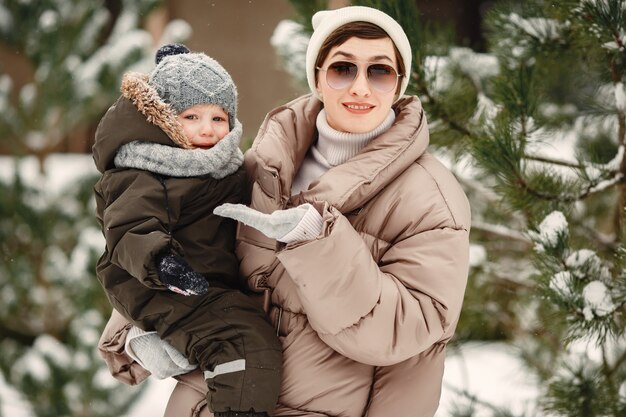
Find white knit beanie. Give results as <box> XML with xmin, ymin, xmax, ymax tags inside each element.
<box><xmin>305</xmin><ymin>6</ymin><xmax>412</xmax><ymax>101</ymax></box>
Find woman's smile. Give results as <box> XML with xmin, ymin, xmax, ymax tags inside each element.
<box><xmin>343</xmin><ymin>102</ymin><xmax>375</xmax><ymax>114</ymax></box>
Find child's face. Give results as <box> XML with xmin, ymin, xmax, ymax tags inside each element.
<box><xmin>177</xmin><ymin>104</ymin><xmax>230</xmax><ymax>149</ymax></box>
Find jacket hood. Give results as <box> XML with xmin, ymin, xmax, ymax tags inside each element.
<box><xmin>247</xmin><ymin>94</ymin><xmax>429</xmax><ymax>213</ymax></box>
<box><xmin>93</xmin><ymin>72</ymin><xmax>193</xmax><ymax>173</ymax></box>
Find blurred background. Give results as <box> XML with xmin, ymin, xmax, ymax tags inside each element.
<box><xmin>0</xmin><ymin>0</ymin><xmax>494</xmax><ymax>152</ymax></box>
<box><xmin>1</xmin><ymin>0</ymin><xmax>625</xmax><ymax>416</ymax></box>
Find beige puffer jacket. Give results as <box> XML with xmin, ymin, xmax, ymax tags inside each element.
<box><xmin>232</xmin><ymin>94</ymin><xmax>471</xmax><ymax>417</ymax></box>
<box><xmin>127</xmin><ymin>93</ymin><xmax>469</xmax><ymax>416</ymax></box>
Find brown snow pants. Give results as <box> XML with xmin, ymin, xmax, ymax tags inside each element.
<box><xmin>104</xmin><ymin>279</ymin><xmax>282</xmax><ymax>414</ymax></box>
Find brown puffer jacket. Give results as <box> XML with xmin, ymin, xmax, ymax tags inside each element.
<box><xmin>93</xmin><ymin>76</ymin><xmax>248</xmax><ymax>308</ymax></box>
<box><xmin>233</xmin><ymin>94</ymin><xmax>471</xmax><ymax>417</ymax></box>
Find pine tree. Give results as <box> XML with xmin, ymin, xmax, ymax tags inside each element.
<box><xmin>0</xmin><ymin>1</ymin><xmax>191</xmax><ymax>415</ymax></box>
<box><xmin>277</xmin><ymin>0</ymin><xmax>626</xmax><ymax>415</ymax></box>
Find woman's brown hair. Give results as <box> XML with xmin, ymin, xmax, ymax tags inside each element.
<box><xmin>314</xmin><ymin>21</ymin><xmax>405</xmax><ymax>94</ymax></box>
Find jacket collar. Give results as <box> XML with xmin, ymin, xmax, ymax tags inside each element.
<box><xmin>93</xmin><ymin>72</ymin><xmax>192</xmax><ymax>173</ymax></box>
<box><xmin>249</xmin><ymin>94</ymin><xmax>429</xmax><ymax>213</ymax></box>
<box><xmin>119</xmin><ymin>72</ymin><xmax>192</xmax><ymax>148</ymax></box>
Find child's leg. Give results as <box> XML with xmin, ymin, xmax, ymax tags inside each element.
<box><xmin>175</xmin><ymin>288</ymin><xmax>282</xmax><ymax>415</ymax></box>
<box><xmin>109</xmin><ymin>283</ymin><xmax>282</xmax><ymax>415</ymax></box>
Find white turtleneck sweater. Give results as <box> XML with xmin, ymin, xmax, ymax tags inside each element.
<box><xmin>291</xmin><ymin>108</ymin><xmax>396</xmax><ymax>195</ymax></box>
<box><xmin>279</xmin><ymin>108</ymin><xmax>396</xmax><ymax>244</ymax></box>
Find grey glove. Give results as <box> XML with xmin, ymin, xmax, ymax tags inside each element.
<box><xmin>213</xmin><ymin>203</ymin><xmax>313</xmax><ymax>241</ymax></box>
<box><xmin>156</xmin><ymin>251</ymin><xmax>209</xmax><ymax>296</ymax></box>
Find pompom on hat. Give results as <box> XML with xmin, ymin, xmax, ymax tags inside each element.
<box><xmin>305</xmin><ymin>6</ymin><xmax>412</xmax><ymax>101</ymax></box>
<box><xmin>149</xmin><ymin>43</ymin><xmax>237</xmax><ymax>129</ymax></box>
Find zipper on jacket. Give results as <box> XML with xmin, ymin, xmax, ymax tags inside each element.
<box><xmin>156</xmin><ymin>174</ymin><xmax>174</xmax><ymax>246</ymax></box>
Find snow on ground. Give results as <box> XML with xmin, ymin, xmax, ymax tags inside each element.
<box><xmin>438</xmin><ymin>342</ymin><xmax>540</xmax><ymax>416</ymax></box>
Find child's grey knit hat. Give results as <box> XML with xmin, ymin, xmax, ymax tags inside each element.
<box><xmin>149</xmin><ymin>44</ymin><xmax>237</xmax><ymax>130</ymax></box>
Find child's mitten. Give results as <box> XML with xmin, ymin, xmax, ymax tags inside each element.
<box><xmin>156</xmin><ymin>251</ymin><xmax>209</xmax><ymax>296</ymax></box>
<box><xmin>125</xmin><ymin>327</ymin><xmax>197</xmax><ymax>379</ymax></box>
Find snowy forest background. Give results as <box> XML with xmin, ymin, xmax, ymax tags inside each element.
<box><xmin>1</xmin><ymin>0</ymin><xmax>625</xmax><ymax>416</ymax></box>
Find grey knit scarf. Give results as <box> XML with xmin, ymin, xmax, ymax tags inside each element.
<box><xmin>114</xmin><ymin>119</ymin><xmax>244</xmax><ymax>178</ymax></box>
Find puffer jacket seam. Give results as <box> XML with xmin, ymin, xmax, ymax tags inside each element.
<box><xmin>414</xmin><ymin>160</ymin><xmax>463</xmax><ymax>230</ymax></box>
<box><xmin>335</xmin><ymin>133</ymin><xmax>421</xmax><ymax>209</ymax></box>
<box><xmin>254</xmin><ymin>119</ymin><xmax>292</xmax><ymax>176</ymax></box>
<box><xmin>358</xmin><ymin>230</ymin><xmax>390</xmax><ymax>246</ymax></box>
<box><xmin>252</xmin><ymin>101</ymin><xmax>297</xmax><ymax>153</ymax></box>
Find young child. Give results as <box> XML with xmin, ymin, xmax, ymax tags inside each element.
<box><xmin>93</xmin><ymin>44</ymin><xmax>282</xmax><ymax>417</ymax></box>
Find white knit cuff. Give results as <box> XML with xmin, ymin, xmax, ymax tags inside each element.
<box><xmin>124</xmin><ymin>326</ymin><xmax>154</xmax><ymax>367</ymax></box>
<box><xmin>278</xmin><ymin>204</ymin><xmax>324</xmax><ymax>244</ymax></box>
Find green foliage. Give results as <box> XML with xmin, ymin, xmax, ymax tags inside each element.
<box><xmin>0</xmin><ymin>0</ymin><xmax>161</xmax><ymax>155</ymax></box>
<box><xmin>543</xmin><ymin>364</ymin><xmax>624</xmax><ymax>417</ymax></box>
<box><xmin>0</xmin><ymin>0</ymin><xmax>184</xmax><ymax>415</ymax></box>
<box><xmin>0</xmin><ymin>161</ymin><xmax>141</xmax><ymax>417</ymax></box>
<box><xmin>493</xmin><ymin>65</ymin><xmax>537</xmax><ymax>123</ymax></box>
<box><xmin>456</xmin><ymin>265</ymin><xmax>526</xmax><ymax>341</ymax></box>
<box><xmin>353</xmin><ymin>0</ymin><xmax>422</xmax><ymax>53</ymax></box>
<box><xmin>286</xmin><ymin>0</ymin><xmax>329</xmax><ymax>32</ymax></box>
<box><xmin>579</xmin><ymin>0</ymin><xmax>626</xmax><ymax>39</ymax></box>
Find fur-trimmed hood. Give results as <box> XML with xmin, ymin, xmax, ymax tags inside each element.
<box><xmin>93</xmin><ymin>72</ymin><xmax>194</xmax><ymax>173</ymax></box>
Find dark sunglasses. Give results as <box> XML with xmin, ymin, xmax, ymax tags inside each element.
<box><xmin>316</xmin><ymin>60</ymin><xmax>401</xmax><ymax>93</ymax></box>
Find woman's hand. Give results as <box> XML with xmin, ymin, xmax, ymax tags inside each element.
<box><xmin>214</xmin><ymin>203</ymin><xmax>321</xmax><ymax>242</ymax></box>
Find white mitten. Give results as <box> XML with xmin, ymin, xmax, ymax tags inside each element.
<box><xmin>214</xmin><ymin>203</ymin><xmax>323</xmax><ymax>243</ymax></box>
<box><xmin>125</xmin><ymin>326</ymin><xmax>197</xmax><ymax>379</ymax></box>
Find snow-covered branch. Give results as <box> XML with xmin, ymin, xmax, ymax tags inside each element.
<box><xmin>472</xmin><ymin>220</ymin><xmax>531</xmax><ymax>243</ymax></box>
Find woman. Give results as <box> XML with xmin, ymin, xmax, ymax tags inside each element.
<box><xmin>168</xmin><ymin>5</ymin><xmax>470</xmax><ymax>417</ymax></box>
<box><xmin>99</xmin><ymin>5</ymin><xmax>470</xmax><ymax>416</ymax></box>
